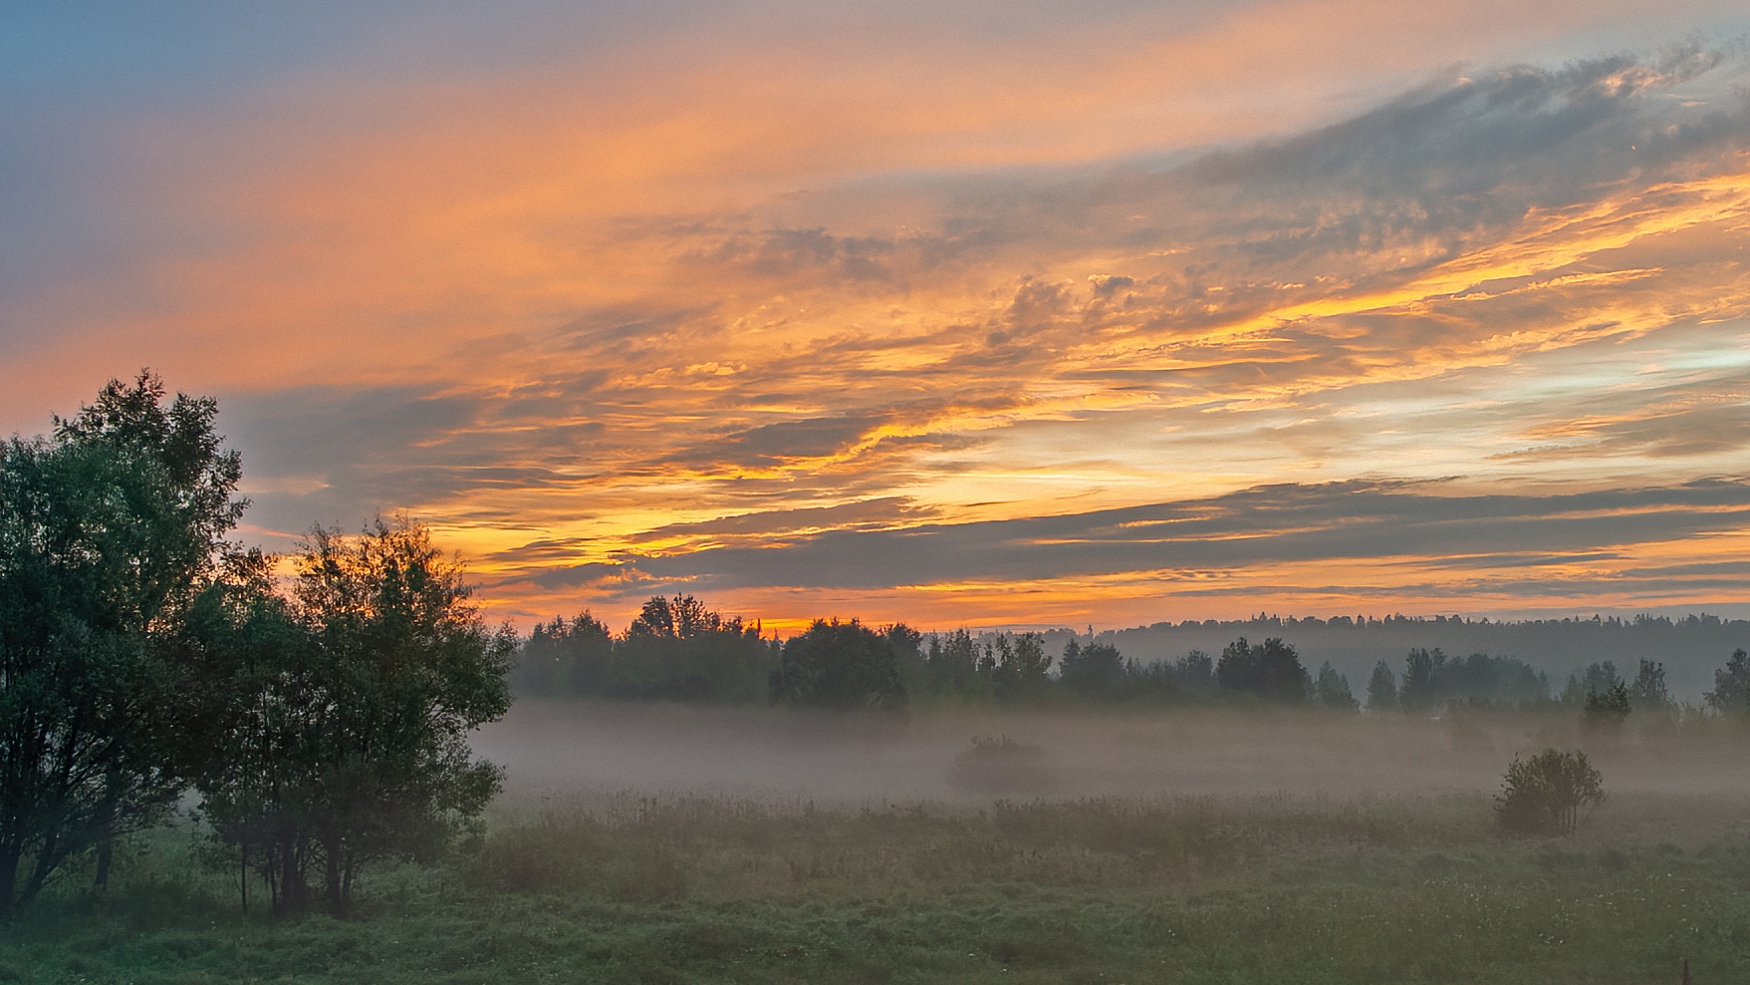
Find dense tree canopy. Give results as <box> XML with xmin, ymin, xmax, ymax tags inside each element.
<box><xmin>770</xmin><ymin>619</ymin><xmax>906</xmax><ymax>709</ymax></box>
<box><xmin>0</xmin><ymin>373</ymin><xmax>243</xmax><ymax>917</ymax></box>
<box><xmin>198</xmin><ymin>519</ymin><xmax>514</xmax><ymax>915</ymax></box>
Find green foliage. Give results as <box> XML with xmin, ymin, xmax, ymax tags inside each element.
<box><xmin>0</xmin><ymin>372</ymin><xmax>244</xmax><ymax>918</ymax></box>
<box><xmin>1215</xmin><ymin>637</ymin><xmax>1309</xmax><ymax>703</ymax></box>
<box><xmin>948</xmin><ymin>735</ymin><xmax>1055</xmax><ymax>793</ymax></box>
<box><xmin>1495</xmin><ymin>749</ymin><xmax>1604</xmax><ymax>836</ymax></box>
<box><xmin>770</xmin><ymin>618</ymin><xmax>906</xmax><ymax>709</ymax></box>
<box><xmin>195</xmin><ymin>518</ymin><xmax>513</xmax><ymax>915</ymax></box>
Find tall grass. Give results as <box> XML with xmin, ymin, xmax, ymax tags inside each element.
<box><xmin>5</xmin><ymin>791</ymin><xmax>1750</xmax><ymax>983</ymax></box>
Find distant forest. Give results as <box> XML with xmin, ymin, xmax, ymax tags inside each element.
<box><xmin>514</xmin><ymin>595</ymin><xmax>1750</xmax><ymax>716</ymax></box>
<box><xmin>1093</xmin><ymin>614</ymin><xmax>1750</xmax><ymax>701</ymax></box>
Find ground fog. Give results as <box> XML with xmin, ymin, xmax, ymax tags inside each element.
<box><xmin>473</xmin><ymin>701</ymin><xmax>1750</xmax><ymax>806</ymax></box>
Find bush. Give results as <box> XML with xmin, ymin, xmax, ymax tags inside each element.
<box><xmin>1495</xmin><ymin>749</ymin><xmax>1603</xmax><ymax>836</ymax></box>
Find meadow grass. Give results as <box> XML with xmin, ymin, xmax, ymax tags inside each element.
<box><xmin>3</xmin><ymin>790</ymin><xmax>1749</xmax><ymax>983</ymax></box>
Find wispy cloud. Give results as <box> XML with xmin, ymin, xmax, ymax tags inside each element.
<box><xmin>6</xmin><ymin>4</ymin><xmax>1750</xmax><ymax>628</ymax></box>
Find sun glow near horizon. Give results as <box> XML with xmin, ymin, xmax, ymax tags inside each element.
<box><xmin>6</xmin><ymin>2</ymin><xmax>1750</xmax><ymax>633</ymax></box>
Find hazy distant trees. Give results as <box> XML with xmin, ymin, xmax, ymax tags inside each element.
<box><xmin>1704</xmin><ymin>648</ymin><xmax>1750</xmax><ymax>715</ymax></box>
<box><xmin>518</xmin><ymin>613</ymin><xmax>612</xmax><ymax>695</ymax></box>
<box><xmin>1396</xmin><ymin>649</ymin><xmax>1550</xmax><ymax>712</ymax></box>
<box><xmin>1216</xmin><ymin>637</ymin><xmax>1310</xmax><ymax>704</ymax></box>
<box><xmin>1580</xmin><ymin>681</ymin><xmax>1631</xmax><ymax>739</ymax></box>
<box><xmin>512</xmin><ymin>596</ymin><xmax>775</xmax><ymax>703</ymax></box>
<box><xmin>1630</xmin><ymin>658</ymin><xmax>1671</xmax><ymax>712</ymax></box>
<box><xmin>1314</xmin><ymin>662</ymin><xmax>1359</xmax><ymax>711</ymax></box>
<box><xmin>1365</xmin><ymin>660</ymin><xmax>1399</xmax><ymax>712</ymax></box>
<box><xmin>0</xmin><ymin>373</ymin><xmax>243</xmax><ymax>918</ymax></box>
<box><xmin>1058</xmin><ymin>640</ymin><xmax>1128</xmax><ymax>699</ymax></box>
<box><xmin>770</xmin><ymin>618</ymin><xmax>906</xmax><ymax>709</ymax></box>
<box><xmin>1561</xmin><ymin>661</ymin><xmax>1624</xmax><ymax>706</ymax></box>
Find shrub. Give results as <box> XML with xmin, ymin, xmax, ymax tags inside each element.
<box><xmin>1495</xmin><ymin>749</ymin><xmax>1603</xmax><ymax>836</ymax></box>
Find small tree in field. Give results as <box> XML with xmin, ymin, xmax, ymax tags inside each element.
<box><xmin>197</xmin><ymin>518</ymin><xmax>513</xmax><ymax>914</ymax></box>
<box><xmin>1495</xmin><ymin>749</ymin><xmax>1604</xmax><ymax>836</ymax></box>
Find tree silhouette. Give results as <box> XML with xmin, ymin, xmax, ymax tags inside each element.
<box><xmin>1365</xmin><ymin>660</ymin><xmax>1399</xmax><ymax>712</ymax></box>
<box><xmin>197</xmin><ymin>518</ymin><xmax>513</xmax><ymax>915</ymax></box>
<box><xmin>1704</xmin><ymin>648</ymin><xmax>1750</xmax><ymax>715</ymax></box>
<box><xmin>1215</xmin><ymin>637</ymin><xmax>1309</xmax><ymax>703</ymax></box>
<box><xmin>770</xmin><ymin>619</ymin><xmax>906</xmax><ymax>709</ymax></box>
<box><xmin>0</xmin><ymin>373</ymin><xmax>243</xmax><ymax>917</ymax></box>
<box><xmin>1314</xmin><ymin>661</ymin><xmax>1359</xmax><ymax>711</ymax></box>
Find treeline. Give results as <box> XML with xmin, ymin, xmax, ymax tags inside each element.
<box><xmin>518</xmin><ymin>598</ymin><xmax>1750</xmax><ymax>720</ymax></box>
<box><xmin>0</xmin><ymin>375</ymin><xmax>510</xmax><ymax>918</ymax></box>
<box><xmin>518</xmin><ymin>602</ymin><xmax>1363</xmax><ymax>709</ymax></box>
<box><xmin>1101</xmin><ymin>613</ymin><xmax>1750</xmax><ymax>698</ymax></box>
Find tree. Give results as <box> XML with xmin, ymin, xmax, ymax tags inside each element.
<box><xmin>1704</xmin><ymin>649</ymin><xmax>1750</xmax><ymax>715</ymax></box>
<box><xmin>770</xmin><ymin>619</ymin><xmax>906</xmax><ymax>709</ymax></box>
<box><xmin>1399</xmin><ymin>648</ymin><xmax>1447</xmax><ymax>712</ymax></box>
<box><xmin>515</xmin><ymin>613</ymin><xmax>612</xmax><ymax>696</ymax></box>
<box><xmin>197</xmin><ymin>518</ymin><xmax>514</xmax><ymax>914</ymax></box>
<box><xmin>1561</xmin><ymin>661</ymin><xmax>1623</xmax><ymax>706</ymax></box>
<box><xmin>992</xmin><ymin>633</ymin><xmax>1052</xmax><ymax>703</ymax></box>
<box><xmin>1629</xmin><ymin>658</ymin><xmax>1670</xmax><ymax>712</ymax></box>
<box><xmin>1215</xmin><ymin>637</ymin><xmax>1309</xmax><ymax>703</ymax></box>
<box><xmin>610</xmin><ymin>595</ymin><xmax>773</xmax><ymax>701</ymax></box>
<box><xmin>1581</xmin><ymin>680</ymin><xmax>1631</xmax><ymax>738</ymax></box>
<box><xmin>1058</xmin><ymin>639</ymin><xmax>1127</xmax><ymax>699</ymax></box>
<box><xmin>1365</xmin><ymin>660</ymin><xmax>1399</xmax><ymax>712</ymax></box>
<box><xmin>1495</xmin><ymin>749</ymin><xmax>1604</xmax><ymax>835</ymax></box>
<box><xmin>1314</xmin><ymin>661</ymin><xmax>1359</xmax><ymax>711</ymax></box>
<box><xmin>0</xmin><ymin>373</ymin><xmax>243</xmax><ymax>917</ymax></box>
<box><xmin>1167</xmin><ymin>650</ymin><xmax>1216</xmax><ymax>693</ymax></box>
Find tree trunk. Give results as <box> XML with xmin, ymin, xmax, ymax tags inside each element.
<box><xmin>322</xmin><ymin>834</ymin><xmax>344</xmax><ymax>915</ymax></box>
<box><xmin>94</xmin><ymin>837</ymin><xmax>113</xmax><ymax>889</ymax></box>
<box><xmin>0</xmin><ymin>844</ymin><xmax>21</xmax><ymax>921</ymax></box>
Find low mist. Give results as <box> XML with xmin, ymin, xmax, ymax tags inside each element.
<box><xmin>473</xmin><ymin>700</ymin><xmax>1750</xmax><ymax>808</ymax></box>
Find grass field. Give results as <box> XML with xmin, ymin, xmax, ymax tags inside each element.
<box><xmin>5</xmin><ymin>784</ymin><xmax>1750</xmax><ymax>984</ymax></box>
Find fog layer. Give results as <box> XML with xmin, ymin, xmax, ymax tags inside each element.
<box><xmin>474</xmin><ymin>701</ymin><xmax>1750</xmax><ymax>807</ymax></box>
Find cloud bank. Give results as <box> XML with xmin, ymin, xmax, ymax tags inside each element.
<box><xmin>5</xmin><ymin>4</ymin><xmax>1750</xmax><ymax>628</ymax></box>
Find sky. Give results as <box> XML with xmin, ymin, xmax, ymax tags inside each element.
<box><xmin>5</xmin><ymin>1</ymin><xmax>1750</xmax><ymax>633</ymax></box>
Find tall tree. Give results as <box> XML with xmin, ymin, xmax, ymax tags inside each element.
<box><xmin>1058</xmin><ymin>639</ymin><xmax>1127</xmax><ymax>698</ymax></box>
<box><xmin>770</xmin><ymin>619</ymin><xmax>906</xmax><ymax>709</ymax></box>
<box><xmin>1705</xmin><ymin>649</ymin><xmax>1750</xmax><ymax>715</ymax></box>
<box><xmin>1215</xmin><ymin>637</ymin><xmax>1309</xmax><ymax>704</ymax></box>
<box><xmin>1314</xmin><ymin>661</ymin><xmax>1359</xmax><ymax>711</ymax></box>
<box><xmin>1629</xmin><ymin>658</ymin><xmax>1671</xmax><ymax>712</ymax></box>
<box><xmin>1365</xmin><ymin>660</ymin><xmax>1399</xmax><ymax>712</ymax></box>
<box><xmin>0</xmin><ymin>373</ymin><xmax>243</xmax><ymax>917</ymax></box>
<box><xmin>610</xmin><ymin>595</ymin><xmax>772</xmax><ymax>701</ymax></box>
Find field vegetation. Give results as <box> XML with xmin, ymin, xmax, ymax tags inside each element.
<box><xmin>5</xmin><ymin>778</ymin><xmax>1750</xmax><ymax>984</ymax></box>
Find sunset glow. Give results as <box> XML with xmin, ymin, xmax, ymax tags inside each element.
<box><xmin>6</xmin><ymin>1</ymin><xmax>1750</xmax><ymax>631</ymax></box>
